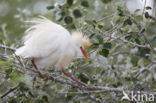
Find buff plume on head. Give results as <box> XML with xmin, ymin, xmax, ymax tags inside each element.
<box><xmin>71</xmin><ymin>32</ymin><xmax>91</xmax><ymax>49</ymax></box>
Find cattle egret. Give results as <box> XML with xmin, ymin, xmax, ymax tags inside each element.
<box><xmin>15</xmin><ymin>16</ymin><xmax>91</xmax><ymax>86</ymax></box>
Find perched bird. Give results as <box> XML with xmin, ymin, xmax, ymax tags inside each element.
<box><xmin>15</xmin><ymin>16</ymin><xmax>91</xmax><ymax>86</ymax></box>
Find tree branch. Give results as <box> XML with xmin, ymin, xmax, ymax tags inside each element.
<box><xmin>0</xmin><ymin>44</ymin><xmax>15</xmax><ymax>51</ymax></box>
<box><xmin>1</xmin><ymin>84</ymin><xmax>19</xmax><ymax>98</ymax></box>
<box><xmin>0</xmin><ymin>44</ymin><xmax>156</xmax><ymax>102</ymax></box>
<box><xmin>135</xmin><ymin>64</ymin><xmax>156</xmax><ymax>78</ymax></box>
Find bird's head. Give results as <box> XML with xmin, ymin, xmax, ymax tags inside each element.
<box><xmin>71</xmin><ymin>32</ymin><xmax>91</xmax><ymax>61</ymax></box>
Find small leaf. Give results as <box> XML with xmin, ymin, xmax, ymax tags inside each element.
<box><xmin>146</xmin><ymin>6</ymin><xmax>152</xmax><ymax>10</ymax></box>
<box><xmin>89</xmin><ymin>33</ymin><xmax>96</xmax><ymax>39</ymax></box>
<box><xmin>99</xmin><ymin>49</ymin><xmax>109</xmax><ymax>57</ymax></box>
<box><xmin>153</xmin><ymin>36</ymin><xmax>156</xmax><ymax>42</ymax></box>
<box><xmin>73</xmin><ymin>9</ymin><xmax>82</xmax><ymax>18</ymax></box>
<box><xmin>67</xmin><ymin>0</ymin><xmax>73</xmax><ymax>6</ymax></box>
<box><xmin>123</xmin><ymin>18</ymin><xmax>132</xmax><ymax>26</ymax></box>
<box><xmin>64</xmin><ymin>16</ymin><xmax>73</xmax><ymax>24</ymax></box>
<box><xmin>66</xmin><ymin>95</ymin><xmax>74</xmax><ymax>101</ymax></box>
<box><xmin>78</xmin><ymin>73</ymin><xmax>89</xmax><ymax>83</ymax></box>
<box><xmin>42</xmin><ymin>95</ymin><xmax>48</xmax><ymax>102</ymax></box>
<box><xmin>56</xmin><ymin>11</ymin><xmax>65</xmax><ymax>21</ymax></box>
<box><xmin>96</xmin><ymin>35</ymin><xmax>103</xmax><ymax>44</ymax></box>
<box><xmin>91</xmin><ymin>43</ymin><xmax>99</xmax><ymax>49</ymax></box>
<box><xmin>36</xmin><ymin>99</ymin><xmax>44</xmax><ymax>103</ymax></box>
<box><xmin>117</xmin><ymin>6</ymin><xmax>124</xmax><ymax>16</ymax></box>
<box><xmin>131</xmin><ymin>56</ymin><xmax>139</xmax><ymax>66</ymax></box>
<box><xmin>19</xmin><ymin>82</ymin><xmax>29</xmax><ymax>92</ymax></box>
<box><xmin>145</xmin><ymin>12</ymin><xmax>149</xmax><ymax>18</ymax></box>
<box><xmin>116</xmin><ymin>18</ymin><xmax>121</xmax><ymax>24</ymax></box>
<box><xmin>46</xmin><ymin>5</ymin><xmax>54</xmax><ymax>10</ymax></box>
<box><xmin>135</xmin><ymin>38</ymin><xmax>141</xmax><ymax>44</ymax></box>
<box><xmin>101</xmin><ymin>0</ymin><xmax>112</xmax><ymax>4</ymax></box>
<box><xmin>85</xmin><ymin>20</ymin><xmax>96</xmax><ymax>28</ymax></box>
<box><xmin>103</xmin><ymin>42</ymin><xmax>112</xmax><ymax>49</ymax></box>
<box><xmin>98</xmin><ymin>24</ymin><xmax>103</xmax><ymax>29</ymax></box>
<box><xmin>139</xmin><ymin>48</ymin><xmax>150</xmax><ymax>58</ymax></box>
<box><xmin>81</xmin><ymin>1</ymin><xmax>89</xmax><ymax>7</ymax></box>
<box><xmin>70</xmin><ymin>24</ymin><xmax>76</xmax><ymax>29</ymax></box>
<box><xmin>125</xmin><ymin>35</ymin><xmax>133</xmax><ymax>41</ymax></box>
<box><xmin>140</xmin><ymin>28</ymin><xmax>145</xmax><ymax>33</ymax></box>
<box><xmin>135</xmin><ymin>9</ymin><xmax>141</xmax><ymax>13</ymax></box>
<box><xmin>5</xmin><ymin>69</ymin><xmax>12</xmax><ymax>75</ymax></box>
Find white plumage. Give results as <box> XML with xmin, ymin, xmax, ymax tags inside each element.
<box><xmin>15</xmin><ymin>16</ymin><xmax>91</xmax><ymax>70</ymax></box>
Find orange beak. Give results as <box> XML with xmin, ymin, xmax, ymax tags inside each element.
<box><xmin>80</xmin><ymin>47</ymin><xmax>90</xmax><ymax>62</ymax></box>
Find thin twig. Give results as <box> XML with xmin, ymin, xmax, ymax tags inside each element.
<box><xmin>0</xmin><ymin>44</ymin><xmax>15</xmax><ymax>51</ymax></box>
<box><xmin>142</xmin><ymin>0</ymin><xmax>147</xmax><ymax>17</ymax></box>
<box><xmin>0</xmin><ymin>44</ymin><xmax>26</xmax><ymax>69</ymax></box>
<box><xmin>1</xmin><ymin>44</ymin><xmax>156</xmax><ymax>101</ymax></box>
<box><xmin>125</xmin><ymin>15</ymin><xmax>156</xmax><ymax>53</ymax></box>
<box><xmin>96</xmin><ymin>14</ymin><xmax>114</xmax><ymax>23</ymax></box>
<box><xmin>1</xmin><ymin>84</ymin><xmax>19</xmax><ymax>98</ymax></box>
<box><xmin>89</xmin><ymin>95</ymin><xmax>105</xmax><ymax>103</ymax></box>
<box><xmin>135</xmin><ymin>64</ymin><xmax>156</xmax><ymax>78</ymax></box>
<box><xmin>148</xmin><ymin>14</ymin><xmax>156</xmax><ymax>22</ymax></box>
<box><xmin>57</xmin><ymin>89</ymin><xmax>156</xmax><ymax>95</ymax></box>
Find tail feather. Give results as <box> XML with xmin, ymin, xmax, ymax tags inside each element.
<box><xmin>15</xmin><ymin>46</ymin><xmax>29</xmax><ymax>58</ymax></box>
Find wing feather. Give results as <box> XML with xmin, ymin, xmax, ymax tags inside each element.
<box><xmin>15</xmin><ymin>16</ymin><xmax>72</xmax><ymax>58</ymax></box>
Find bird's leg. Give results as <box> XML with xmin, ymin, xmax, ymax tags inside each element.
<box><xmin>31</xmin><ymin>59</ymin><xmax>43</xmax><ymax>77</ymax></box>
<box><xmin>61</xmin><ymin>67</ymin><xmax>86</xmax><ymax>87</ymax></box>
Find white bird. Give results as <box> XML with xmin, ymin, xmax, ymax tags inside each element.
<box><xmin>126</xmin><ymin>0</ymin><xmax>154</xmax><ymax>16</ymax></box>
<box><xmin>15</xmin><ymin>16</ymin><xmax>91</xmax><ymax>86</ymax></box>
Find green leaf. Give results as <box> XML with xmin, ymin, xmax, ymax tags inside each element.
<box><xmin>131</xmin><ymin>56</ymin><xmax>139</xmax><ymax>66</ymax></box>
<box><xmin>146</xmin><ymin>6</ymin><xmax>152</xmax><ymax>10</ymax></box>
<box><xmin>89</xmin><ymin>33</ymin><xmax>96</xmax><ymax>39</ymax></box>
<box><xmin>66</xmin><ymin>95</ymin><xmax>74</xmax><ymax>101</ymax></box>
<box><xmin>135</xmin><ymin>38</ymin><xmax>141</xmax><ymax>44</ymax></box>
<box><xmin>81</xmin><ymin>1</ymin><xmax>89</xmax><ymax>7</ymax></box>
<box><xmin>101</xmin><ymin>0</ymin><xmax>112</xmax><ymax>4</ymax></box>
<box><xmin>19</xmin><ymin>82</ymin><xmax>29</xmax><ymax>92</ymax></box>
<box><xmin>103</xmin><ymin>42</ymin><xmax>112</xmax><ymax>49</ymax></box>
<box><xmin>135</xmin><ymin>9</ymin><xmax>141</xmax><ymax>13</ymax></box>
<box><xmin>123</xmin><ymin>18</ymin><xmax>132</xmax><ymax>26</ymax></box>
<box><xmin>70</xmin><ymin>24</ymin><xmax>76</xmax><ymax>29</ymax></box>
<box><xmin>145</xmin><ymin>12</ymin><xmax>149</xmax><ymax>18</ymax></box>
<box><xmin>73</xmin><ymin>9</ymin><xmax>82</xmax><ymax>18</ymax></box>
<box><xmin>85</xmin><ymin>20</ymin><xmax>96</xmax><ymax>28</ymax></box>
<box><xmin>116</xmin><ymin>18</ymin><xmax>121</xmax><ymax>24</ymax></box>
<box><xmin>140</xmin><ymin>28</ymin><xmax>145</xmax><ymax>33</ymax></box>
<box><xmin>67</xmin><ymin>0</ymin><xmax>73</xmax><ymax>6</ymax></box>
<box><xmin>98</xmin><ymin>24</ymin><xmax>103</xmax><ymax>29</ymax></box>
<box><xmin>36</xmin><ymin>99</ymin><xmax>44</xmax><ymax>103</ymax></box>
<box><xmin>64</xmin><ymin>16</ymin><xmax>73</xmax><ymax>24</ymax></box>
<box><xmin>139</xmin><ymin>48</ymin><xmax>150</xmax><ymax>58</ymax></box>
<box><xmin>5</xmin><ymin>69</ymin><xmax>12</xmax><ymax>75</ymax></box>
<box><xmin>90</xmin><ymin>43</ymin><xmax>99</xmax><ymax>49</ymax></box>
<box><xmin>42</xmin><ymin>95</ymin><xmax>48</xmax><ymax>102</ymax></box>
<box><xmin>46</xmin><ymin>5</ymin><xmax>54</xmax><ymax>10</ymax></box>
<box><xmin>99</xmin><ymin>49</ymin><xmax>109</xmax><ymax>57</ymax></box>
<box><xmin>125</xmin><ymin>35</ymin><xmax>133</xmax><ymax>41</ymax></box>
<box><xmin>117</xmin><ymin>6</ymin><xmax>124</xmax><ymax>16</ymax></box>
<box><xmin>96</xmin><ymin>35</ymin><xmax>103</xmax><ymax>44</ymax></box>
<box><xmin>78</xmin><ymin>73</ymin><xmax>89</xmax><ymax>83</ymax></box>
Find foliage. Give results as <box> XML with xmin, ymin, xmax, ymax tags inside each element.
<box><xmin>0</xmin><ymin>0</ymin><xmax>156</xmax><ymax>103</ymax></box>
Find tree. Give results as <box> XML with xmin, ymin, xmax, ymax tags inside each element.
<box><xmin>0</xmin><ymin>0</ymin><xmax>156</xmax><ymax>103</ymax></box>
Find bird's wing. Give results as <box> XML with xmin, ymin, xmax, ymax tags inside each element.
<box><xmin>15</xmin><ymin>16</ymin><xmax>72</xmax><ymax>58</ymax></box>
